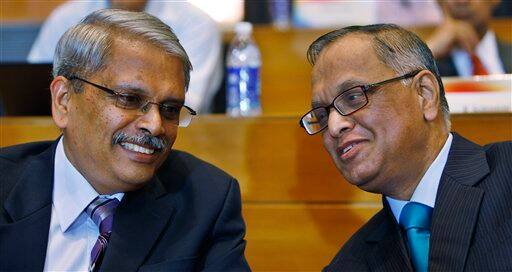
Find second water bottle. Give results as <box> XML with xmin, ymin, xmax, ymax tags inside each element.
<box><xmin>226</xmin><ymin>22</ymin><xmax>262</xmax><ymax>117</ymax></box>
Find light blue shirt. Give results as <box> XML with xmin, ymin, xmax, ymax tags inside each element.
<box><xmin>386</xmin><ymin>133</ymin><xmax>453</xmax><ymax>223</ymax></box>
<box><xmin>451</xmin><ymin>31</ymin><xmax>506</xmax><ymax>77</ymax></box>
<box><xmin>43</xmin><ymin>138</ymin><xmax>123</xmax><ymax>272</ymax></box>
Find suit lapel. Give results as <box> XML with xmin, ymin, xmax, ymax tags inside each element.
<box><xmin>429</xmin><ymin>133</ymin><xmax>488</xmax><ymax>271</ymax></box>
<box><xmin>100</xmin><ymin>176</ymin><xmax>176</xmax><ymax>271</ymax></box>
<box><xmin>497</xmin><ymin>39</ymin><xmax>512</xmax><ymax>73</ymax></box>
<box><xmin>0</xmin><ymin>142</ymin><xmax>56</xmax><ymax>270</ymax></box>
<box><xmin>440</xmin><ymin>56</ymin><xmax>460</xmax><ymax>77</ymax></box>
<box><xmin>365</xmin><ymin>199</ymin><xmax>412</xmax><ymax>271</ymax></box>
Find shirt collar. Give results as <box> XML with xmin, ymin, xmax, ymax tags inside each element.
<box><xmin>53</xmin><ymin>138</ymin><xmax>123</xmax><ymax>232</ymax></box>
<box><xmin>475</xmin><ymin>30</ymin><xmax>505</xmax><ymax>74</ymax></box>
<box><xmin>476</xmin><ymin>30</ymin><xmax>497</xmax><ymax>58</ymax></box>
<box><xmin>386</xmin><ymin>133</ymin><xmax>453</xmax><ymax>223</ymax></box>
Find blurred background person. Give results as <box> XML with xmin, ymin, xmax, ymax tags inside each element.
<box><xmin>28</xmin><ymin>0</ymin><xmax>222</xmax><ymax>113</ymax></box>
<box><xmin>376</xmin><ymin>0</ymin><xmax>443</xmax><ymax>27</ymax></box>
<box><xmin>281</xmin><ymin>0</ymin><xmax>443</xmax><ymax>29</ymax></box>
<box><xmin>427</xmin><ymin>0</ymin><xmax>512</xmax><ymax>76</ymax></box>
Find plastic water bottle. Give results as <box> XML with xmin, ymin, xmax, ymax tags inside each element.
<box><xmin>226</xmin><ymin>22</ymin><xmax>262</xmax><ymax>117</ymax></box>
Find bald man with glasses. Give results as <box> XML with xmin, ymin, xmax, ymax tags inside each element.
<box><xmin>300</xmin><ymin>24</ymin><xmax>512</xmax><ymax>271</ymax></box>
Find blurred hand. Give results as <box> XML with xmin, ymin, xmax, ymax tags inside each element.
<box><xmin>427</xmin><ymin>17</ymin><xmax>480</xmax><ymax>59</ymax></box>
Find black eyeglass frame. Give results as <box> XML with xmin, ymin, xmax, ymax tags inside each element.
<box><xmin>299</xmin><ymin>70</ymin><xmax>422</xmax><ymax>135</ymax></box>
<box><xmin>68</xmin><ymin>75</ymin><xmax>197</xmax><ymax>127</ymax></box>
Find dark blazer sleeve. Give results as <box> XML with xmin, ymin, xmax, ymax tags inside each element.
<box><xmin>323</xmin><ymin>256</ymin><xmax>368</xmax><ymax>272</ymax></box>
<box><xmin>497</xmin><ymin>40</ymin><xmax>512</xmax><ymax>73</ymax></box>
<box><xmin>201</xmin><ymin>178</ymin><xmax>250</xmax><ymax>271</ymax></box>
<box><xmin>435</xmin><ymin>56</ymin><xmax>459</xmax><ymax>77</ymax></box>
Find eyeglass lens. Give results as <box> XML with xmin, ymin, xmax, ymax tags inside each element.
<box><xmin>301</xmin><ymin>87</ymin><xmax>367</xmax><ymax>134</ymax></box>
<box><xmin>336</xmin><ymin>87</ymin><xmax>367</xmax><ymax>113</ymax></box>
<box><xmin>69</xmin><ymin>76</ymin><xmax>194</xmax><ymax>128</ymax></box>
<box><xmin>113</xmin><ymin>93</ymin><xmax>192</xmax><ymax>127</ymax></box>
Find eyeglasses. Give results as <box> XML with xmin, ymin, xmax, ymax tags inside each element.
<box><xmin>299</xmin><ymin>70</ymin><xmax>421</xmax><ymax>135</ymax></box>
<box><xmin>68</xmin><ymin>76</ymin><xmax>196</xmax><ymax>127</ymax></box>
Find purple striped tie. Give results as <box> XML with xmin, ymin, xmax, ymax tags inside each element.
<box><xmin>86</xmin><ymin>197</ymin><xmax>120</xmax><ymax>272</ymax></box>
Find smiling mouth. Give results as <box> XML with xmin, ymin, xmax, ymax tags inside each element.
<box><xmin>337</xmin><ymin>140</ymin><xmax>366</xmax><ymax>160</ymax></box>
<box><xmin>120</xmin><ymin>142</ymin><xmax>157</xmax><ymax>155</ymax></box>
<box><xmin>342</xmin><ymin>143</ymin><xmax>357</xmax><ymax>154</ymax></box>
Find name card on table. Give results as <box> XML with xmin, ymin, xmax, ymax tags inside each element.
<box><xmin>443</xmin><ymin>74</ymin><xmax>512</xmax><ymax>113</ymax></box>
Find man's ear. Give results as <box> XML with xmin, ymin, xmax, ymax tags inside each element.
<box><xmin>413</xmin><ymin>70</ymin><xmax>440</xmax><ymax>122</ymax></box>
<box><xmin>50</xmin><ymin>76</ymin><xmax>72</xmax><ymax>129</ymax></box>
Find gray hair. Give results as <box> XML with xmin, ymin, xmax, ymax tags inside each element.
<box><xmin>307</xmin><ymin>24</ymin><xmax>450</xmax><ymax>128</ymax></box>
<box><xmin>53</xmin><ymin>9</ymin><xmax>192</xmax><ymax>91</ymax></box>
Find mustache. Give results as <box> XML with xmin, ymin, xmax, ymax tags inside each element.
<box><xmin>112</xmin><ymin>132</ymin><xmax>170</xmax><ymax>150</ymax></box>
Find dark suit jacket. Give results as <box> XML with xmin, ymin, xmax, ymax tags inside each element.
<box><xmin>324</xmin><ymin>133</ymin><xmax>512</xmax><ymax>271</ymax></box>
<box><xmin>0</xmin><ymin>140</ymin><xmax>250</xmax><ymax>271</ymax></box>
<box><xmin>436</xmin><ymin>39</ymin><xmax>512</xmax><ymax>76</ymax></box>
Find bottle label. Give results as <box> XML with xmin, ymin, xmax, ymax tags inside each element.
<box><xmin>226</xmin><ymin>66</ymin><xmax>261</xmax><ymax>116</ymax></box>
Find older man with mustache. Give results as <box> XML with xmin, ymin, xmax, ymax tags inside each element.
<box><xmin>0</xmin><ymin>9</ymin><xmax>249</xmax><ymax>272</ymax></box>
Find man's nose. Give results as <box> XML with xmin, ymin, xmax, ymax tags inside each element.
<box><xmin>137</xmin><ymin>102</ymin><xmax>165</xmax><ymax>136</ymax></box>
<box><xmin>326</xmin><ymin>108</ymin><xmax>355</xmax><ymax>138</ymax></box>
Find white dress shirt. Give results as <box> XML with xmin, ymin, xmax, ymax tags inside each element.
<box><xmin>43</xmin><ymin>138</ymin><xmax>123</xmax><ymax>272</ymax></box>
<box><xmin>452</xmin><ymin>31</ymin><xmax>506</xmax><ymax>77</ymax></box>
<box><xmin>386</xmin><ymin>133</ymin><xmax>453</xmax><ymax>223</ymax></box>
<box><xmin>28</xmin><ymin>0</ymin><xmax>222</xmax><ymax>113</ymax></box>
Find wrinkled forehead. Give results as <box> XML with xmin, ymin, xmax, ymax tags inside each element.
<box><xmin>99</xmin><ymin>37</ymin><xmax>185</xmax><ymax>99</ymax></box>
<box><xmin>311</xmin><ymin>33</ymin><xmax>380</xmax><ymax>85</ymax></box>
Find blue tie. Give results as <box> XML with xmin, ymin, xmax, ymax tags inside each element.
<box><xmin>399</xmin><ymin>202</ymin><xmax>433</xmax><ymax>272</ymax></box>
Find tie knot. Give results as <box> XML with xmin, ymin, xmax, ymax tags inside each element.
<box><xmin>399</xmin><ymin>202</ymin><xmax>433</xmax><ymax>230</ymax></box>
<box><xmin>86</xmin><ymin>197</ymin><xmax>120</xmax><ymax>234</ymax></box>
